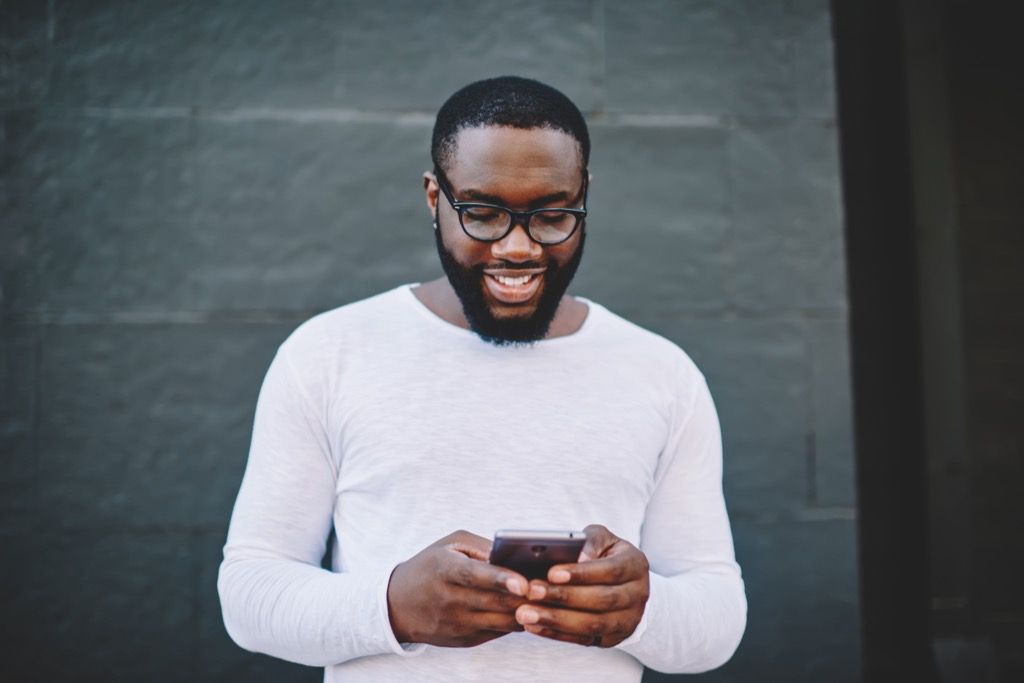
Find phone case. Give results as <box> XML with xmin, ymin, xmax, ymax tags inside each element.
<box><xmin>488</xmin><ymin>530</ymin><xmax>586</xmax><ymax>580</ymax></box>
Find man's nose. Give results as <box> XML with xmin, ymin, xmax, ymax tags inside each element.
<box><xmin>491</xmin><ymin>221</ymin><xmax>543</xmax><ymax>261</ymax></box>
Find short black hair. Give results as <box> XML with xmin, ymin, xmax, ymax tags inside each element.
<box><xmin>431</xmin><ymin>75</ymin><xmax>590</xmax><ymax>174</ymax></box>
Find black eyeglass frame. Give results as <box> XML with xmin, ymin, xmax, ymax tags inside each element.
<box><xmin>433</xmin><ymin>168</ymin><xmax>589</xmax><ymax>245</ymax></box>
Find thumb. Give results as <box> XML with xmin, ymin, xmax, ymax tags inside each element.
<box><xmin>579</xmin><ymin>524</ymin><xmax>616</xmax><ymax>562</ymax></box>
<box><xmin>448</xmin><ymin>541</ymin><xmax>491</xmax><ymax>562</ymax></box>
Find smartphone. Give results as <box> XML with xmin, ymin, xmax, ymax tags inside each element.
<box><xmin>489</xmin><ymin>529</ymin><xmax>587</xmax><ymax>580</ymax></box>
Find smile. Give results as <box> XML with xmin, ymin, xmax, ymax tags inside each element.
<box><xmin>482</xmin><ymin>269</ymin><xmax>545</xmax><ymax>305</ymax></box>
<box><xmin>494</xmin><ymin>274</ymin><xmax>532</xmax><ymax>286</ymax></box>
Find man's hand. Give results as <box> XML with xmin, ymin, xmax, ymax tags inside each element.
<box><xmin>515</xmin><ymin>524</ymin><xmax>650</xmax><ymax>647</ymax></box>
<box><xmin>387</xmin><ymin>530</ymin><xmax>530</xmax><ymax>647</ymax></box>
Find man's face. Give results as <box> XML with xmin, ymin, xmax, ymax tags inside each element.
<box><xmin>431</xmin><ymin>126</ymin><xmax>587</xmax><ymax>345</ymax></box>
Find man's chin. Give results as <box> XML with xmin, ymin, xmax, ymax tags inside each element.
<box><xmin>483</xmin><ymin>293</ymin><xmax>543</xmax><ymax>320</ymax></box>
<box><xmin>475</xmin><ymin>295</ymin><xmax>550</xmax><ymax>344</ymax></box>
<box><xmin>489</xmin><ymin>309</ymin><xmax>538</xmax><ymax>323</ymax></box>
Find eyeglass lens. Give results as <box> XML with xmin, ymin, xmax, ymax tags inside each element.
<box><xmin>461</xmin><ymin>207</ymin><xmax>578</xmax><ymax>243</ymax></box>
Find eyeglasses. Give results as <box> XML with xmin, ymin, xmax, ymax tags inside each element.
<box><xmin>434</xmin><ymin>169</ymin><xmax>588</xmax><ymax>245</ymax></box>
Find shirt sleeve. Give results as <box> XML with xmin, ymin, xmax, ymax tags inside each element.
<box><xmin>614</xmin><ymin>369</ymin><xmax>747</xmax><ymax>673</ymax></box>
<box><xmin>216</xmin><ymin>343</ymin><xmax>424</xmax><ymax>666</ymax></box>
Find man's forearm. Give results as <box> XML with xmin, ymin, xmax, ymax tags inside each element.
<box><xmin>217</xmin><ymin>553</ymin><xmax>418</xmax><ymax>667</ymax></box>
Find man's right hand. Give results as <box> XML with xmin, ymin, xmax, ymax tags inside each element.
<box><xmin>386</xmin><ymin>530</ymin><xmax>530</xmax><ymax>647</ymax></box>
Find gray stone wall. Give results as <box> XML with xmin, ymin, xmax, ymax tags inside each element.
<box><xmin>1</xmin><ymin>2</ymin><xmax>859</xmax><ymax>681</ymax></box>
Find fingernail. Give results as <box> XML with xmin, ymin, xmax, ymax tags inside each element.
<box><xmin>517</xmin><ymin>608</ymin><xmax>539</xmax><ymax>624</ymax></box>
<box><xmin>550</xmin><ymin>569</ymin><xmax>571</xmax><ymax>583</ymax></box>
<box><xmin>506</xmin><ymin>577</ymin><xmax>525</xmax><ymax>596</ymax></box>
<box><xmin>528</xmin><ymin>584</ymin><xmax>545</xmax><ymax>600</ymax></box>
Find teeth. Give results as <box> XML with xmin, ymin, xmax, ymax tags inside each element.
<box><xmin>494</xmin><ymin>274</ymin><xmax>532</xmax><ymax>286</ymax></box>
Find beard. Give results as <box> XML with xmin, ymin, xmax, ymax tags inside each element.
<box><xmin>434</xmin><ymin>224</ymin><xmax>586</xmax><ymax>346</ymax></box>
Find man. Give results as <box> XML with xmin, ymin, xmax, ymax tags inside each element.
<box><xmin>218</xmin><ymin>76</ymin><xmax>746</xmax><ymax>682</ymax></box>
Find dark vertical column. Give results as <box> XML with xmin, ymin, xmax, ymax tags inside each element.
<box><xmin>830</xmin><ymin>1</ymin><xmax>937</xmax><ymax>680</ymax></box>
<box><xmin>899</xmin><ymin>0</ymin><xmax>974</xmax><ymax>635</ymax></box>
<box><xmin>944</xmin><ymin>1</ymin><xmax>1024</xmax><ymax>677</ymax></box>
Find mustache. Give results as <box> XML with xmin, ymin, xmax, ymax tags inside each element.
<box><xmin>473</xmin><ymin>261</ymin><xmax>546</xmax><ymax>271</ymax></box>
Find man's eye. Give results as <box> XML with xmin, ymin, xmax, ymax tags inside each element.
<box><xmin>535</xmin><ymin>210</ymin><xmax>574</xmax><ymax>227</ymax></box>
<box><xmin>464</xmin><ymin>207</ymin><xmax>504</xmax><ymax>223</ymax></box>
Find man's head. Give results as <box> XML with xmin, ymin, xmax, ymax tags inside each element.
<box><xmin>426</xmin><ymin>76</ymin><xmax>591</xmax><ymax>345</ymax></box>
<box><xmin>431</xmin><ymin>76</ymin><xmax>590</xmax><ymax>177</ymax></box>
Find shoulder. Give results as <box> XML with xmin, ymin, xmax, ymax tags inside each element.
<box><xmin>273</xmin><ymin>285</ymin><xmax>412</xmax><ymax>391</ymax></box>
<box><xmin>582</xmin><ymin>300</ymin><xmax>719</xmax><ymax>437</ymax></box>
<box><xmin>280</xmin><ymin>286</ymin><xmax>410</xmax><ymax>356</ymax></box>
<box><xmin>581</xmin><ymin>298</ymin><xmax>706</xmax><ymax>385</ymax></box>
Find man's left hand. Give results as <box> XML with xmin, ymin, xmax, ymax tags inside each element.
<box><xmin>514</xmin><ymin>524</ymin><xmax>650</xmax><ymax>647</ymax></box>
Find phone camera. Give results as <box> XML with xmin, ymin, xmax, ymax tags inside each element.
<box><xmin>530</xmin><ymin>545</ymin><xmax>547</xmax><ymax>555</ymax></box>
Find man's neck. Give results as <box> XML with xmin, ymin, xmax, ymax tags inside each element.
<box><xmin>411</xmin><ymin>278</ymin><xmax>588</xmax><ymax>339</ymax></box>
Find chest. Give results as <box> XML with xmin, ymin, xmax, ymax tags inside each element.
<box><xmin>331</xmin><ymin>348</ymin><xmax>669</xmax><ymax>519</ymax></box>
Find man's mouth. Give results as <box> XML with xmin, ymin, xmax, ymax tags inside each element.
<box><xmin>482</xmin><ymin>268</ymin><xmax>545</xmax><ymax>305</ymax></box>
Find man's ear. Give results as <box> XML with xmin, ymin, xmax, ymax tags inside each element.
<box><xmin>423</xmin><ymin>170</ymin><xmax>439</xmax><ymax>218</ymax></box>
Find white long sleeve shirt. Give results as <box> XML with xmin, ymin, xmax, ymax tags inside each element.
<box><xmin>218</xmin><ymin>284</ymin><xmax>746</xmax><ymax>682</ymax></box>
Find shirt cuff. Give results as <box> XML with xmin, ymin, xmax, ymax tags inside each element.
<box><xmin>376</xmin><ymin>561</ymin><xmax>428</xmax><ymax>657</ymax></box>
<box><xmin>612</xmin><ymin>570</ymin><xmax>660</xmax><ymax>651</ymax></box>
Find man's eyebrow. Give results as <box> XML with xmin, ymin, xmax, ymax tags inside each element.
<box><xmin>459</xmin><ymin>188</ymin><xmax>576</xmax><ymax>208</ymax></box>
